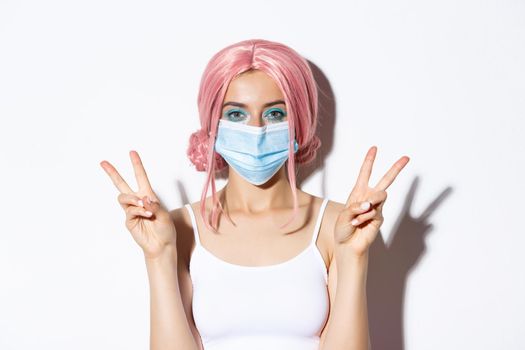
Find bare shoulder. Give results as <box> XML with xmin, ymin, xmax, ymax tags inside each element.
<box><xmin>324</xmin><ymin>199</ymin><xmax>345</xmax><ymax>224</ymax></box>
<box><xmin>320</xmin><ymin>199</ymin><xmax>345</xmax><ymax>261</ymax></box>
<box><xmin>169</xmin><ymin>204</ymin><xmax>198</xmax><ymax>269</ymax></box>
<box><xmin>169</xmin><ymin>204</ymin><xmax>191</xmax><ymax>230</ymax></box>
<box><xmin>169</xmin><ymin>200</ymin><xmax>207</xmax><ymax>235</ymax></box>
<box><xmin>296</xmin><ymin>190</ymin><xmax>344</xmax><ymax>267</ymax></box>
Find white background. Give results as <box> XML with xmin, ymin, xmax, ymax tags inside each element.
<box><xmin>1</xmin><ymin>0</ymin><xmax>523</xmax><ymax>349</ymax></box>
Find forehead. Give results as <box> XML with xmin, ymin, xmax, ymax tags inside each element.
<box><xmin>223</xmin><ymin>70</ymin><xmax>284</xmax><ymax>105</ymax></box>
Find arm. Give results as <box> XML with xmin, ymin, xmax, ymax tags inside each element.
<box><xmin>320</xmin><ymin>146</ymin><xmax>408</xmax><ymax>349</ymax></box>
<box><xmin>319</xmin><ymin>250</ymin><xmax>370</xmax><ymax>350</ymax></box>
<box><xmin>145</xmin><ymin>246</ymin><xmax>201</xmax><ymax>350</ymax></box>
<box><xmin>99</xmin><ymin>153</ymin><xmax>202</xmax><ymax>350</ymax></box>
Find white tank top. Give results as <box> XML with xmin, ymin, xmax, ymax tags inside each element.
<box><xmin>184</xmin><ymin>198</ymin><xmax>330</xmax><ymax>350</ymax></box>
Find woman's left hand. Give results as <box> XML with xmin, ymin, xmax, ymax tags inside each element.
<box><xmin>334</xmin><ymin>146</ymin><xmax>410</xmax><ymax>258</ymax></box>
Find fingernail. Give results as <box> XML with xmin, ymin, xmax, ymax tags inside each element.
<box><xmin>361</xmin><ymin>201</ymin><xmax>371</xmax><ymax>210</ymax></box>
<box><xmin>145</xmin><ymin>211</ymin><xmax>152</xmax><ymax>216</ymax></box>
<box><xmin>351</xmin><ymin>218</ymin><xmax>359</xmax><ymax>226</ymax></box>
<box><xmin>138</xmin><ymin>200</ymin><xmax>144</xmax><ymax>207</ymax></box>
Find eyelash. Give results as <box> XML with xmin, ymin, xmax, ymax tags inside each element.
<box><xmin>224</xmin><ymin>109</ymin><xmax>246</xmax><ymax>122</ymax></box>
<box><xmin>265</xmin><ymin>108</ymin><xmax>286</xmax><ymax>122</ymax></box>
<box><xmin>223</xmin><ymin>108</ymin><xmax>287</xmax><ymax>123</ymax></box>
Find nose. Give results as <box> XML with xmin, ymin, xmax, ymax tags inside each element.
<box><xmin>247</xmin><ymin>109</ymin><xmax>265</xmax><ymax>127</ymax></box>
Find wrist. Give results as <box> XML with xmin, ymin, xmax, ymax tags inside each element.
<box><xmin>334</xmin><ymin>243</ymin><xmax>369</xmax><ymax>259</ymax></box>
<box><xmin>144</xmin><ymin>245</ymin><xmax>178</xmax><ymax>265</ymax></box>
<box><xmin>334</xmin><ymin>246</ymin><xmax>369</xmax><ymax>267</ymax></box>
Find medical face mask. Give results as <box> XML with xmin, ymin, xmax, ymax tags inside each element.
<box><xmin>214</xmin><ymin>119</ymin><xmax>299</xmax><ymax>186</ymax></box>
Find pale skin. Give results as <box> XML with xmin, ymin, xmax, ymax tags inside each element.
<box><xmin>100</xmin><ymin>69</ymin><xmax>410</xmax><ymax>350</ymax></box>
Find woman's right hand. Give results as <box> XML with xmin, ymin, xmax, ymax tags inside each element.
<box><xmin>100</xmin><ymin>150</ymin><xmax>177</xmax><ymax>260</ymax></box>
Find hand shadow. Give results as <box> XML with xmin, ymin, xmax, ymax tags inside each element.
<box><xmin>367</xmin><ymin>176</ymin><xmax>452</xmax><ymax>350</ymax></box>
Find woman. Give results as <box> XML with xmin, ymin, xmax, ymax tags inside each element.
<box><xmin>100</xmin><ymin>39</ymin><xmax>409</xmax><ymax>350</ymax></box>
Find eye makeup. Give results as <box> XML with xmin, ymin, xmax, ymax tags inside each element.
<box><xmin>222</xmin><ymin>107</ymin><xmax>287</xmax><ymax>124</ymax></box>
<box><xmin>223</xmin><ymin>108</ymin><xmax>250</xmax><ymax>124</ymax></box>
<box><xmin>263</xmin><ymin>108</ymin><xmax>287</xmax><ymax>123</ymax></box>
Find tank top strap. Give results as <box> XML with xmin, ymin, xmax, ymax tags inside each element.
<box><xmin>184</xmin><ymin>203</ymin><xmax>201</xmax><ymax>247</ymax></box>
<box><xmin>310</xmin><ymin>198</ymin><xmax>329</xmax><ymax>246</ymax></box>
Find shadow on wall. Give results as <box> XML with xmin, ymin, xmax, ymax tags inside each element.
<box><xmin>169</xmin><ymin>60</ymin><xmax>453</xmax><ymax>350</ymax></box>
<box><xmin>367</xmin><ymin>178</ymin><xmax>452</xmax><ymax>350</ymax></box>
<box><xmin>295</xmin><ymin>61</ymin><xmax>336</xmax><ymax>193</ymax></box>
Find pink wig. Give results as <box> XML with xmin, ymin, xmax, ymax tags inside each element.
<box><xmin>186</xmin><ymin>38</ymin><xmax>321</xmax><ymax>233</ymax></box>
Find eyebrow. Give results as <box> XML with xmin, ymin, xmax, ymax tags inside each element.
<box><xmin>222</xmin><ymin>99</ymin><xmax>286</xmax><ymax>108</ymax></box>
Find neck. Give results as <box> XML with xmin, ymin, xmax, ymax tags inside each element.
<box><xmin>221</xmin><ymin>165</ymin><xmax>295</xmax><ymax>214</ymax></box>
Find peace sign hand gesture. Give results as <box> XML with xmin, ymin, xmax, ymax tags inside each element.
<box><xmin>334</xmin><ymin>146</ymin><xmax>410</xmax><ymax>258</ymax></box>
<box><xmin>100</xmin><ymin>151</ymin><xmax>177</xmax><ymax>260</ymax></box>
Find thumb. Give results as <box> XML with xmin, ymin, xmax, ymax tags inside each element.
<box><xmin>142</xmin><ymin>195</ymin><xmax>162</xmax><ymax>215</ymax></box>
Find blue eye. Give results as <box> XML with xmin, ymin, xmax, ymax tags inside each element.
<box><xmin>264</xmin><ymin>108</ymin><xmax>286</xmax><ymax>123</ymax></box>
<box><xmin>224</xmin><ymin>109</ymin><xmax>247</xmax><ymax>122</ymax></box>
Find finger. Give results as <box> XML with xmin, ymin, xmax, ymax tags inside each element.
<box><xmin>142</xmin><ymin>195</ymin><xmax>162</xmax><ymax>216</ymax></box>
<box><xmin>100</xmin><ymin>160</ymin><xmax>134</xmax><ymax>194</ymax></box>
<box><xmin>340</xmin><ymin>200</ymin><xmax>374</xmax><ymax>224</ymax></box>
<box><xmin>367</xmin><ymin>190</ymin><xmax>388</xmax><ymax>210</ymax></box>
<box><xmin>350</xmin><ymin>200</ymin><xmax>374</xmax><ymax>215</ymax></box>
<box><xmin>355</xmin><ymin>146</ymin><xmax>377</xmax><ymax>189</ymax></box>
<box><xmin>351</xmin><ymin>208</ymin><xmax>379</xmax><ymax>226</ymax></box>
<box><xmin>130</xmin><ymin>150</ymin><xmax>154</xmax><ymax>193</ymax></box>
<box><xmin>125</xmin><ymin>204</ymin><xmax>153</xmax><ymax>221</ymax></box>
<box><xmin>374</xmin><ymin>156</ymin><xmax>410</xmax><ymax>191</ymax></box>
<box><xmin>118</xmin><ymin>193</ymin><xmax>144</xmax><ymax>210</ymax></box>
<box><xmin>345</xmin><ymin>146</ymin><xmax>377</xmax><ymax>207</ymax></box>
<box><xmin>346</xmin><ymin>189</ymin><xmax>387</xmax><ymax>211</ymax></box>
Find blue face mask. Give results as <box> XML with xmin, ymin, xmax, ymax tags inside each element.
<box><xmin>214</xmin><ymin>119</ymin><xmax>299</xmax><ymax>186</ymax></box>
